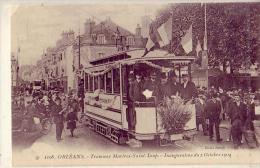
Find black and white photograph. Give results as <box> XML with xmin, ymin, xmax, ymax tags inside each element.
<box><xmin>5</xmin><ymin>1</ymin><xmax>260</xmax><ymax>166</ymax></box>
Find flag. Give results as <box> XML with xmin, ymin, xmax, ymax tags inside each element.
<box><xmin>143</xmin><ymin>22</ymin><xmax>162</xmax><ymax>57</ymax></box>
<box><xmin>157</xmin><ymin>17</ymin><xmax>172</xmax><ymax>46</ymax></box>
<box><xmin>196</xmin><ymin>39</ymin><xmax>202</xmax><ymax>56</ymax></box>
<box><xmin>143</xmin><ymin>13</ymin><xmax>172</xmax><ymax>57</ymax></box>
<box><xmin>181</xmin><ymin>25</ymin><xmax>193</xmax><ymax>54</ymax></box>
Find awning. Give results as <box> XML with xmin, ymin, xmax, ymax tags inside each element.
<box><xmin>192</xmin><ymin>68</ymin><xmax>224</xmax><ymax>78</ymax></box>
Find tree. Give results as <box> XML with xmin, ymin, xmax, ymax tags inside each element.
<box><xmin>154</xmin><ymin>3</ymin><xmax>260</xmax><ymax>73</ymax></box>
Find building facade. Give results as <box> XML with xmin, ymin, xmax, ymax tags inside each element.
<box><xmin>72</xmin><ymin>18</ymin><xmax>146</xmax><ymax>91</ymax></box>
<box><xmin>32</xmin><ymin>18</ymin><xmax>146</xmax><ymax>93</ymax></box>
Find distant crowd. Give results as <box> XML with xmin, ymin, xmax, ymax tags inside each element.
<box><xmin>12</xmin><ymin>89</ymin><xmax>83</xmax><ymax>142</ymax></box>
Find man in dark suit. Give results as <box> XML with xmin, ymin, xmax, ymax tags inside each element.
<box><xmin>127</xmin><ymin>72</ymin><xmax>136</xmax><ymax>131</ymax></box>
<box><xmin>195</xmin><ymin>93</ymin><xmax>207</xmax><ymax>135</ymax></box>
<box><xmin>205</xmin><ymin>92</ymin><xmax>222</xmax><ymax>142</ymax></box>
<box><xmin>52</xmin><ymin>97</ymin><xmax>65</xmax><ymax>142</ymax></box>
<box><xmin>180</xmin><ymin>74</ymin><xmax>197</xmax><ymax>101</ymax></box>
<box><xmin>159</xmin><ymin>73</ymin><xmax>172</xmax><ymax>100</ymax></box>
<box><xmin>169</xmin><ymin>74</ymin><xmax>181</xmax><ymax>97</ymax></box>
<box><xmin>143</xmin><ymin>72</ymin><xmax>160</xmax><ymax>103</ymax></box>
<box><xmin>228</xmin><ymin>93</ymin><xmax>247</xmax><ymax>148</ymax></box>
<box><xmin>129</xmin><ymin>73</ymin><xmax>145</xmax><ymax>102</ymax></box>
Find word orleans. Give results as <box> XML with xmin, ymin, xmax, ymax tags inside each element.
<box><xmin>44</xmin><ymin>154</ymin><xmax>85</xmax><ymax>160</ymax></box>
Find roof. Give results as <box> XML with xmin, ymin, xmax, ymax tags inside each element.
<box><xmin>92</xmin><ymin>19</ymin><xmax>134</xmax><ymax>36</ymax></box>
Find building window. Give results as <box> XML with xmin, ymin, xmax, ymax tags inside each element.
<box><xmin>97</xmin><ymin>34</ymin><xmax>106</xmax><ymax>44</ymax></box>
<box><xmin>98</xmin><ymin>52</ymin><xmax>104</xmax><ymax>58</ymax></box>
<box><xmin>91</xmin><ymin>34</ymin><xmax>97</xmax><ymax>42</ymax></box>
<box><xmin>126</xmin><ymin>36</ymin><xmax>134</xmax><ymax>46</ymax></box>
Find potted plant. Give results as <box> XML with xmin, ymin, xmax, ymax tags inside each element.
<box><xmin>157</xmin><ymin>96</ymin><xmax>192</xmax><ymax>141</ymax></box>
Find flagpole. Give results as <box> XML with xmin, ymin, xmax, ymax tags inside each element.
<box><xmin>204</xmin><ymin>3</ymin><xmax>209</xmax><ymax>92</ymax></box>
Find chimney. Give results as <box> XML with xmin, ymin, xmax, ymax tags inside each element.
<box><xmin>135</xmin><ymin>24</ymin><xmax>141</xmax><ymax>37</ymax></box>
<box><xmin>84</xmin><ymin>18</ymin><xmax>95</xmax><ymax>36</ymax></box>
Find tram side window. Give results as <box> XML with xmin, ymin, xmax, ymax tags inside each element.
<box><xmin>113</xmin><ymin>68</ymin><xmax>120</xmax><ymax>94</ymax></box>
<box><xmin>85</xmin><ymin>74</ymin><xmax>88</xmax><ymax>91</ymax></box>
<box><xmin>89</xmin><ymin>76</ymin><xmax>93</xmax><ymax>92</ymax></box>
<box><xmin>100</xmin><ymin>75</ymin><xmax>105</xmax><ymax>91</ymax></box>
<box><xmin>106</xmin><ymin>71</ymin><xmax>112</xmax><ymax>93</ymax></box>
<box><xmin>94</xmin><ymin>76</ymin><xmax>99</xmax><ymax>91</ymax></box>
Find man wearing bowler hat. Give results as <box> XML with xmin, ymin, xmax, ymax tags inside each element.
<box><xmin>143</xmin><ymin>71</ymin><xmax>160</xmax><ymax>101</ymax></box>
<box><xmin>180</xmin><ymin>74</ymin><xmax>197</xmax><ymax>101</ymax></box>
<box><xmin>169</xmin><ymin>73</ymin><xmax>181</xmax><ymax>97</ymax></box>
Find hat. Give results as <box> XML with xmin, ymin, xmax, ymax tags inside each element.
<box><xmin>160</xmin><ymin>73</ymin><xmax>167</xmax><ymax>79</ymax></box>
<box><xmin>128</xmin><ymin>74</ymin><xmax>135</xmax><ymax>79</ymax></box>
<box><xmin>135</xmin><ymin>72</ymin><xmax>142</xmax><ymax>77</ymax></box>
<box><xmin>55</xmin><ymin>97</ymin><xmax>61</xmax><ymax>101</ymax></box>
<box><xmin>169</xmin><ymin>71</ymin><xmax>177</xmax><ymax>78</ymax></box>
<box><xmin>150</xmin><ymin>72</ymin><xmax>157</xmax><ymax>77</ymax></box>
<box><xmin>232</xmin><ymin>91</ymin><xmax>239</xmax><ymax>97</ymax></box>
<box><xmin>182</xmin><ymin>74</ymin><xmax>188</xmax><ymax>77</ymax></box>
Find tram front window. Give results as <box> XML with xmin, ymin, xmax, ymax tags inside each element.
<box><xmin>100</xmin><ymin>75</ymin><xmax>105</xmax><ymax>91</ymax></box>
<box><xmin>113</xmin><ymin>68</ymin><xmax>120</xmax><ymax>94</ymax></box>
<box><xmin>89</xmin><ymin>76</ymin><xmax>93</xmax><ymax>92</ymax></box>
<box><xmin>106</xmin><ymin>71</ymin><xmax>112</xmax><ymax>93</ymax></box>
<box><xmin>94</xmin><ymin>76</ymin><xmax>98</xmax><ymax>90</ymax></box>
<box><xmin>85</xmin><ymin>74</ymin><xmax>88</xmax><ymax>91</ymax></box>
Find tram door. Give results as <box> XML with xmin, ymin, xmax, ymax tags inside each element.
<box><xmin>121</xmin><ymin>65</ymin><xmax>134</xmax><ymax>130</ymax></box>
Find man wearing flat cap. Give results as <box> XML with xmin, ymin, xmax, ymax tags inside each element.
<box><xmin>52</xmin><ymin>97</ymin><xmax>66</xmax><ymax>142</ymax></box>
<box><xmin>180</xmin><ymin>74</ymin><xmax>197</xmax><ymax>101</ymax></box>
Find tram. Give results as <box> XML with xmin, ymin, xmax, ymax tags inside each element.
<box><xmin>83</xmin><ymin>49</ymin><xmax>197</xmax><ymax>145</ymax></box>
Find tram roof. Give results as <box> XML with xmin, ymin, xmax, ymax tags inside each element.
<box><xmin>89</xmin><ymin>49</ymin><xmax>195</xmax><ymax>66</ymax></box>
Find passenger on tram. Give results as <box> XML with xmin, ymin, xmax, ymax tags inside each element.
<box><xmin>143</xmin><ymin>72</ymin><xmax>161</xmax><ymax>103</ymax></box>
<box><xmin>126</xmin><ymin>72</ymin><xmax>136</xmax><ymax>131</ymax></box>
<box><xmin>180</xmin><ymin>74</ymin><xmax>198</xmax><ymax>101</ymax></box>
<box><xmin>129</xmin><ymin>73</ymin><xmax>145</xmax><ymax>102</ymax></box>
<box><xmin>169</xmin><ymin>73</ymin><xmax>181</xmax><ymax>97</ymax></box>
<box><xmin>159</xmin><ymin>73</ymin><xmax>172</xmax><ymax>100</ymax></box>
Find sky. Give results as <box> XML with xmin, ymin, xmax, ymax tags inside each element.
<box><xmin>11</xmin><ymin>3</ymin><xmax>165</xmax><ymax>66</ymax></box>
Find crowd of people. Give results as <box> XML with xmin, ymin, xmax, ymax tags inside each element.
<box><xmin>12</xmin><ymin>72</ymin><xmax>260</xmax><ymax>148</ymax></box>
<box><xmin>12</xmin><ymin>89</ymin><xmax>83</xmax><ymax>142</ymax></box>
<box><xmin>127</xmin><ymin>70</ymin><xmax>260</xmax><ymax>149</ymax></box>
